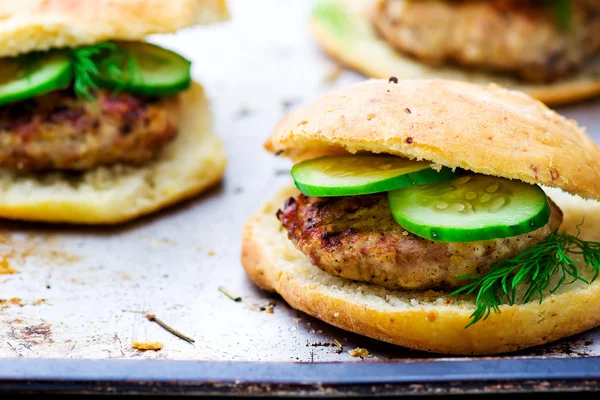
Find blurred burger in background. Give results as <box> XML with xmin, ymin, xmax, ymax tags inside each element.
<box><xmin>311</xmin><ymin>0</ymin><xmax>600</xmax><ymax>105</ymax></box>
<box><xmin>0</xmin><ymin>0</ymin><xmax>228</xmax><ymax>224</ymax></box>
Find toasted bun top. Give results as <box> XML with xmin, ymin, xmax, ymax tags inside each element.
<box><xmin>266</xmin><ymin>79</ymin><xmax>600</xmax><ymax>201</ymax></box>
<box><xmin>0</xmin><ymin>0</ymin><xmax>228</xmax><ymax>57</ymax></box>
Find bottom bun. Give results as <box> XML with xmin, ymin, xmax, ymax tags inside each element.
<box><xmin>241</xmin><ymin>184</ymin><xmax>600</xmax><ymax>355</ymax></box>
<box><xmin>0</xmin><ymin>82</ymin><xmax>226</xmax><ymax>224</ymax></box>
<box><xmin>311</xmin><ymin>0</ymin><xmax>600</xmax><ymax>106</ymax></box>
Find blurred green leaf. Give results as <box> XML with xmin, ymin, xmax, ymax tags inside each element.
<box><xmin>553</xmin><ymin>0</ymin><xmax>572</xmax><ymax>29</ymax></box>
<box><xmin>312</xmin><ymin>0</ymin><xmax>354</xmax><ymax>37</ymax></box>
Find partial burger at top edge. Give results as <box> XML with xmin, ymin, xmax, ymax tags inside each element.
<box><xmin>0</xmin><ymin>0</ymin><xmax>229</xmax><ymax>58</ymax></box>
<box><xmin>310</xmin><ymin>0</ymin><xmax>600</xmax><ymax>105</ymax></box>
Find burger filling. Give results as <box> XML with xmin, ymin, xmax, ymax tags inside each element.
<box><xmin>278</xmin><ymin>154</ymin><xmax>563</xmax><ymax>290</ymax></box>
<box><xmin>371</xmin><ymin>0</ymin><xmax>600</xmax><ymax>82</ymax></box>
<box><xmin>0</xmin><ymin>41</ymin><xmax>191</xmax><ymax>172</ymax></box>
<box><xmin>277</xmin><ymin>193</ymin><xmax>563</xmax><ymax>290</ymax></box>
<box><xmin>0</xmin><ymin>89</ymin><xmax>179</xmax><ymax>172</ymax></box>
<box><xmin>278</xmin><ymin>153</ymin><xmax>600</xmax><ymax>326</ymax></box>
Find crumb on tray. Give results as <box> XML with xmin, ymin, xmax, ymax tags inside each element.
<box><xmin>0</xmin><ymin>298</ymin><xmax>23</xmax><ymax>307</ymax></box>
<box><xmin>348</xmin><ymin>347</ymin><xmax>369</xmax><ymax>357</ymax></box>
<box><xmin>132</xmin><ymin>341</ymin><xmax>163</xmax><ymax>351</ymax></box>
<box><xmin>0</xmin><ymin>259</ymin><xmax>17</xmax><ymax>275</ymax></box>
<box><xmin>251</xmin><ymin>301</ymin><xmax>276</xmax><ymax>313</ymax></box>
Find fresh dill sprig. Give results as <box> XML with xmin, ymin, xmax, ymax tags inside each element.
<box><xmin>70</xmin><ymin>42</ymin><xmax>139</xmax><ymax>99</ymax></box>
<box><xmin>451</xmin><ymin>227</ymin><xmax>600</xmax><ymax>328</ymax></box>
<box><xmin>554</xmin><ymin>0</ymin><xmax>572</xmax><ymax>29</ymax></box>
<box><xmin>544</xmin><ymin>0</ymin><xmax>572</xmax><ymax>29</ymax></box>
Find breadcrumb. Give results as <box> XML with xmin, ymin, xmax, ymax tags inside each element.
<box><xmin>0</xmin><ymin>259</ymin><xmax>16</xmax><ymax>274</ymax></box>
<box><xmin>348</xmin><ymin>347</ymin><xmax>369</xmax><ymax>357</ymax></box>
<box><xmin>132</xmin><ymin>341</ymin><xmax>163</xmax><ymax>351</ymax></box>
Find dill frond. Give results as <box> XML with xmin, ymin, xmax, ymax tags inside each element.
<box><xmin>70</xmin><ymin>42</ymin><xmax>139</xmax><ymax>99</ymax></box>
<box><xmin>555</xmin><ymin>0</ymin><xmax>572</xmax><ymax>28</ymax></box>
<box><xmin>452</xmin><ymin>229</ymin><xmax>600</xmax><ymax>328</ymax></box>
<box><xmin>544</xmin><ymin>0</ymin><xmax>572</xmax><ymax>28</ymax></box>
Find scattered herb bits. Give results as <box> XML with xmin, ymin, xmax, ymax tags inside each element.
<box><xmin>218</xmin><ymin>286</ymin><xmax>242</xmax><ymax>302</ymax></box>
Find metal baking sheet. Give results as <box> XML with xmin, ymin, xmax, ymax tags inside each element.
<box><xmin>1</xmin><ymin>0</ymin><xmax>600</xmax><ymax>395</ymax></box>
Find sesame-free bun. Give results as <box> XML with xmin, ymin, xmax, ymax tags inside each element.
<box><xmin>0</xmin><ymin>0</ymin><xmax>229</xmax><ymax>58</ymax></box>
<box><xmin>241</xmin><ymin>185</ymin><xmax>600</xmax><ymax>355</ymax></box>
<box><xmin>0</xmin><ymin>82</ymin><xmax>226</xmax><ymax>224</ymax></box>
<box><xmin>311</xmin><ymin>0</ymin><xmax>600</xmax><ymax>106</ymax></box>
<box><xmin>266</xmin><ymin>79</ymin><xmax>600</xmax><ymax>201</ymax></box>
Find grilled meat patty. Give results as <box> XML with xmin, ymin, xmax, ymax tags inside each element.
<box><xmin>0</xmin><ymin>89</ymin><xmax>180</xmax><ymax>172</ymax></box>
<box><xmin>372</xmin><ymin>0</ymin><xmax>600</xmax><ymax>82</ymax></box>
<box><xmin>277</xmin><ymin>193</ymin><xmax>563</xmax><ymax>290</ymax></box>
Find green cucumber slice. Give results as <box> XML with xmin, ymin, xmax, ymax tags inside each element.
<box><xmin>388</xmin><ymin>175</ymin><xmax>551</xmax><ymax>242</ymax></box>
<box><xmin>94</xmin><ymin>42</ymin><xmax>191</xmax><ymax>96</ymax></box>
<box><xmin>0</xmin><ymin>51</ymin><xmax>72</xmax><ymax>106</ymax></box>
<box><xmin>291</xmin><ymin>155</ymin><xmax>457</xmax><ymax>197</ymax></box>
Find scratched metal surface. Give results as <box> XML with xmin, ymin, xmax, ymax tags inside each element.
<box><xmin>0</xmin><ymin>0</ymin><xmax>600</xmax><ymax>362</ymax></box>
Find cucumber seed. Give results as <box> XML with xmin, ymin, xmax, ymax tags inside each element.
<box><xmin>486</xmin><ymin>183</ymin><xmax>499</xmax><ymax>193</ymax></box>
<box><xmin>490</xmin><ymin>197</ymin><xmax>506</xmax><ymax>212</ymax></box>
<box><xmin>455</xmin><ymin>176</ymin><xmax>471</xmax><ymax>185</ymax></box>
<box><xmin>436</xmin><ymin>202</ymin><xmax>449</xmax><ymax>210</ymax></box>
<box><xmin>465</xmin><ymin>191</ymin><xmax>477</xmax><ymax>200</ymax></box>
<box><xmin>452</xmin><ymin>203</ymin><xmax>465</xmax><ymax>212</ymax></box>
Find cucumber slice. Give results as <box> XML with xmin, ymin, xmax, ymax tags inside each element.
<box><xmin>94</xmin><ymin>42</ymin><xmax>191</xmax><ymax>96</ymax></box>
<box><xmin>291</xmin><ymin>155</ymin><xmax>457</xmax><ymax>197</ymax></box>
<box><xmin>388</xmin><ymin>175</ymin><xmax>551</xmax><ymax>242</ymax></box>
<box><xmin>0</xmin><ymin>51</ymin><xmax>72</xmax><ymax>106</ymax></box>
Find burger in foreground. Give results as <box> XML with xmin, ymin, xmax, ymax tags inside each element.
<box><xmin>242</xmin><ymin>78</ymin><xmax>600</xmax><ymax>355</ymax></box>
<box><xmin>0</xmin><ymin>0</ymin><xmax>228</xmax><ymax>224</ymax></box>
<box><xmin>311</xmin><ymin>0</ymin><xmax>600</xmax><ymax>105</ymax></box>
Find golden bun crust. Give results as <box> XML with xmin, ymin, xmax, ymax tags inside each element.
<box><xmin>266</xmin><ymin>79</ymin><xmax>600</xmax><ymax>201</ymax></box>
<box><xmin>0</xmin><ymin>82</ymin><xmax>226</xmax><ymax>224</ymax></box>
<box><xmin>241</xmin><ymin>185</ymin><xmax>600</xmax><ymax>355</ymax></box>
<box><xmin>311</xmin><ymin>0</ymin><xmax>600</xmax><ymax>106</ymax></box>
<box><xmin>0</xmin><ymin>0</ymin><xmax>229</xmax><ymax>57</ymax></box>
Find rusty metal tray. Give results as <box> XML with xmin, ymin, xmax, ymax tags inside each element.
<box><xmin>1</xmin><ymin>0</ymin><xmax>600</xmax><ymax>396</ymax></box>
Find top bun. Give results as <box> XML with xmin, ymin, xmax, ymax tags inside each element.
<box><xmin>0</xmin><ymin>0</ymin><xmax>228</xmax><ymax>57</ymax></box>
<box><xmin>266</xmin><ymin>79</ymin><xmax>600</xmax><ymax>201</ymax></box>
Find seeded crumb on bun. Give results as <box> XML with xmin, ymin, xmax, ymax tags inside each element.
<box><xmin>243</xmin><ymin>78</ymin><xmax>600</xmax><ymax>355</ymax></box>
